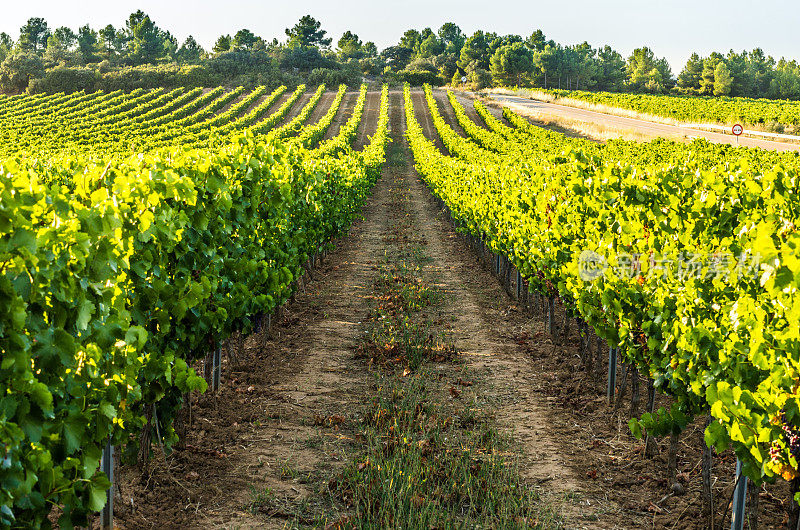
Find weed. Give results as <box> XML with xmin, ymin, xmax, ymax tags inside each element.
<box><xmin>280</xmin><ymin>459</ymin><xmax>300</xmax><ymax>480</ymax></box>
<box><xmin>246</xmin><ymin>485</ymin><xmax>274</xmax><ymax>514</ymax></box>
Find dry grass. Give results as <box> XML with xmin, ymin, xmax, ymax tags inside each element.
<box><xmin>489</xmin><ymin>87</ymin><xmax>800</xmax><ymax>141</ymax></box>
<box><xmin>489</xmin><ymin>87</ymin><xmax>686</xmax><ymax>127</ymax></box>
<box><xmin>475</xmin><ymin>92</ymin><xmax>684</xmax><ymax>144</ymax></box>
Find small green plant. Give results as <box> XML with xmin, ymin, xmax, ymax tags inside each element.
<box><xmin>280</xmin><ymin>459</ymin><xmax>300</xmax><ymax>480</ymax></box>
<box><xmin>246</xmin><ymin>485</ymin><xmax>274</xmax><ymax>514</ymax></box>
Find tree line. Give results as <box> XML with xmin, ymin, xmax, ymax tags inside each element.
<box><xmin>0</xmin><ymin>12</ymin><xmax>797</xmax><ymax>100</ymax></box>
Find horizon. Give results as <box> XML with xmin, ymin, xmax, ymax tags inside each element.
<box><xmin>1</xmin><ymin>1</ymin><xmax>799</xmax><ymax>76</ymax></box>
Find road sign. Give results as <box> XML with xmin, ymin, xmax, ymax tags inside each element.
<box><xmin>461</xmin><ymin>76</ymin><xmax>467</xmax><ymax>83</ymax></box>
<box><xmin>732</xmin><ymin>124</ymin><xmax>743</xmax><ymax>136</ymax></box>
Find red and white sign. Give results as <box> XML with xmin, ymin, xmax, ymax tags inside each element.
<box><xmin>732</xmin><ymin>124</ymin><xmax>744</xmax><ymax>136</ymax></box>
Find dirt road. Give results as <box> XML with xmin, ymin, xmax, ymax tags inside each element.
<box><xmin>489</xmin><ymin>93</ymin><xmax>800</xmax><ymax>152</ymax></box>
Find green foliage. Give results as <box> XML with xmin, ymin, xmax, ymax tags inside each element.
<box><xmin>213</xmin><ymin>34</ymin><xmax>232</xmax><ymax>54</ymax></box>
<box><xmin>306</xmin><ymin>62</ymin><xmax>361</xmax><ymax>87</ymax></box>
<box><xmin>714</xmin><ymin>61</ymin><xmax>734</xmax><ymax>96</ymax></box>
<box><xmin>28</xmin><ymin>66</ymin><xmax>96</xmax><ymax>94</ymax></box>
<box><xmin>0</xmin><ymin>82</ymin><xmax>390</xmax><ymax>525</ymax></box>
<box><xmin>125</xmin><ymin>10</ymin><xmax>163</xmax><ymax>65</ymax></box>
<box><xmin>177</xmin><ymin>36</ymin><xmax>204</xmax><ymax>64</ymax></box>
<box><xmin>285</xmin><ymin>15</ymin><xmax>331</xmax><ymax>49</ymax></box>
<box><xmin>279</xmin><ymin>45</ymin><xmax>336</xmax><ymax>72</ymax></box>
<box><xmin>489</xmin><ymin>42</ymin><xmax>533</xmax><ymax>86</ymax></box>
<box><xmin>18</xmin><ymin>17</ymin><xmax>50</xmax><ymax>54</ymax></box>
<box><xmin>677</xmin><ymin>52</ymin><xmax>704</xmax><ymax>91</ymax></box>
<box><xmin>527</xmin><ymin>86</ymin><xmax>800</xmax><ymax>127</ymax></box>
<box><xmin>337</xmin><ymin>31</ymin><xmax>363</xmax><ymax>60</ymax></box>
<box><xmin>0</xmin><ymin>52</ymin><xmax>44</xmax><ymax>93</ymax></box>
<box><xmin>406</xmin><ymin>82</ymin><xmax>800</xmax><ymax>493</ymax></box>
<box><xmin>626</xmin><ymin>46</ymin><xmax>674</xmax><ymax>92</ymax></box>
<box><xmin>457</xmin><ymin>30</ymin><xmax>489</xmax><ymax>72</ymax></box>
<box><xmin>76</xmin><ymin>25</ymin><xmax>99</xmax><ymax>63</ymax></box>
<box><xmin>438</xmin><ymin>23</ymin><xmax>464</xmax><ymax>54</ymax></box>
<box><xmin>232</xmin><ymin>29</ymin><xmax>261</xmax><ymax>51</ymax></box>
<box><xmin>47</xmin><ymin>26</ymin><xmax>77</xmax><ymax>52</ymax></box>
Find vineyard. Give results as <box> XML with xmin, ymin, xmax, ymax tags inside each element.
<box><xmin>2</xmin><ymin>81</ymin><xmax>800</xmax><ymax>529</ymax></box>
<box><xmin>498</xmin><ymin>86</ymin><xmax>800</xmax><ymax>131</ymax></box>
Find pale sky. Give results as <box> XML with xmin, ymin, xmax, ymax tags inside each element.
<box><xmin>2</xmin><ymin>0</ymin><xmax>798</xmax><ymax>73</ymax></box>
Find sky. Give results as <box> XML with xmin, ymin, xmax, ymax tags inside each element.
<box><xmin>1</xmin><ymin>0</ymin><xmax>799</xmax><ymax>73</ymax></box>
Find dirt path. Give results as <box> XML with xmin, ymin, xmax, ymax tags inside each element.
<box><xmin>446</xmin><ymin>89</ymin><xmax>503</xmax><ymax>124</ymax></box>
<box><xmin>432</xmin><ymin>93</ymin><xmax>468</xmax><ymax>138</ymax></box>
<box><xmin>400</xmin><ymin>92</ymin><xmax>619</xmax><ymax>528</ymax></box>
<box><xmin>305</xmin><ymin>91</ymin><xmax>336</xmax><ymax>127</ymax></box>
<box><xmin>490</xmin><ymin>93</ymin><xmax>800</xmax><ymax>152</ymax></box>
<box><xmin>353</xmin><ymin>91</ymin><xmax>380</xmax><ymax>150</ymax></box>
<box><xmin>211</xmin><ymin>89</ymin><xmax>247</xmax><ymax>117</ymax></box>
<box><xmin>322</xmin><ymin>91</ymin><xmax>355</xmax><ymax>142</ymax></box>
<box><xmin>277</xmin><ymin>92</ymin><xmax>312</xmax><ymax>126</ymax></box>
<box><xmin>411</xmin><ymin>90</ymin><xmax>445</xmax><ymax>151</ymax></box>
<box><xmin>115</xmin><ymin>89</ymin><xmax>583</xmax><ymax>528</ymax></box>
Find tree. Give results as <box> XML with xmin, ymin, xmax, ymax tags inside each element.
<box><xmin>0</xmin><ymin>33</ymin><xmax>13</xmax><ymax>49</ymax></box>
<box><xmin>713</xmin><ymin>60</ymin><xmax>733</xmax><ymax>96</ymax></box>
<box><xmin>770</xmin><ymin>59</ymin><xmax>800</xmax><ymax>99</ymax></box>
<box><xmin>98</xmin><ymin>25</ymin><xmax>121</xmax><ymax>58</ymax></box>
<box><xmin>490</xmin><ymin>42</ymin><xmax>533</xmax><ymax>86</ymax></box>
<box><xmin>457</xmin><ymin>31</ymin><xmax>489</xmax><ymax>72</ymax></box>
<box><xmin>532</xmin><ymin>44</ymin><xmax>558</xmax><ymax>88</ymax></box>
<box><xmin>747</xmin><ymin>48</ymin><xmax>775</xmax><ymax>96</ymax></box>
<box><xmin>76</xmin><ymin>25</ymin><xmax>99</xmax><ymax>63</ymax></box>
<box><xmin>178</xmin><ymin>36</ymin><xmax>204</xmax><ymax>63</ymax></box>
<box><xmin>232</xmin><ymin>29</ymin><xmax>260</xmax><ymax>51</ymax></box>
<box><xmin>48</xmin><ymin>27</ymin><xmax>77</xmax><ymax>51</ymax></box>
<box><xmin>570</xmin><ymin>42</ymin><xmax>599</xmax><ymax>90</ymax></box>
<box><xmin>645</xmin><ymin>67</ymin><xmax>664</xmax><ymax>92</ymax></box>
<box><xmin>399</xmin><ymin>29</ymin><xmax>422</xmax><ymax>51</ymax></box>
<box><xmin>285</xmin><ymin>15</ymin><xmax>331</xmax><ymax>48</ymax></box>
<box><xmin>125</xmin><ymin>11</ymin><xmax>163</xmax><ymax>64</ymax></box>
<box><xmin>0</xmin><ymin>33</ymin><xmax>12</xmax><ymax>63</ymax></box>
<box><xmin>596</xmin><ymin>45</ymin><xmax>626</xmax><ymax>91</ymax></box>
<box><xmin>677</xmin><ymin>53</ymin><xmax>703</xmax><ymax>90</ymax></box>
<box><xmin>725</xmin><ymin>50</ymin><xmax>749</xmax><ymax>97</ymax></box>
<box><xmin>362</xmin><ymin>42</ymin><xmax>378</xmax><ymax>58</ymax></box>
<box><xmin>416</xmin><ymin>33</ymin><xmax>444</xmax><ymax>58</ymax></box>
<box><xmin>700</xmin><ymin>53</ymin><xmax>723</xmax><ymax>95</ymax></box>
<box><xmin>280</xmin><ymin>44</ymin><xmax>334</xmax><ymax>70</ymax></box>
<box><xmin>655</xmin><ymin>57</ymin><xmax>675</xmax><ymax>90</ymax></box>
<box><xmin>337</xmin><ymin>31</ymin><xmax>363</xmax><ymax>59</ymax></box>
<box><xmin>213</xmin><ymin>35</ymin><xmax>232</xmax><ymax>54</ymax></box>
<box><xmin>381</xmin><ymin>45</ymin><xmax>413</xmax><ymax>70</ymax></box>
<box><xmin>626</xmin><ymin>47</ymin><xmax>673</xmax><ymax>91</ymax></box>
<box><xmin>160</xmin><ymin>30</ymin><xmax>179</xmax><ymax>60</ymax></box>
<box><xmin>526</xmin><ymin>30</ymin><xmax>547</xmax><ymax>52</ymax></box>
<box><xmin>437</xmin><ymin>23</ymin><xmax>464</xmax><ymax>54</ymax></box>
<box><xmin>436</xmin><ymin>52</ymin><xmax>460</xmax><ymax>82</ymax></box>
<box><xmin>0</xmin><ymin>51</ymin><xmax>44</xmax><ymax>92</ymax></box>
<box><xmin>19</xmin><ymin>17</ymin><xmax>50</xmax><ymax>54</ymax></box>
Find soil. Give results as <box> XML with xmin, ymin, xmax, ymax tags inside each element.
<box><xmin>353</xmin><ymin>90</ymin><xmax>380</xmax><ymax>150</ymax></box>
<box><xmin>113</xmin><ymin>90</ymin><xmax>789</xmax><ymax>530</ymax></box>
<box><xmin>305</xmin><ymin>91</ymin><xmax>337</xmax><ymax>127</ymax></box>
<box><xmin>211</xmin><ymin>89</ymin><xmax>247</xmax><ymax>117</ymax></box>
<box><xmin>277</xmin><ymin>91</ymin><xmax>312</xmax><ymax>125</ymax></box>
<box><xmin>321</xmin><ymin>91</ymin><xmax>355</xmax><ymax>142</ymax></box>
